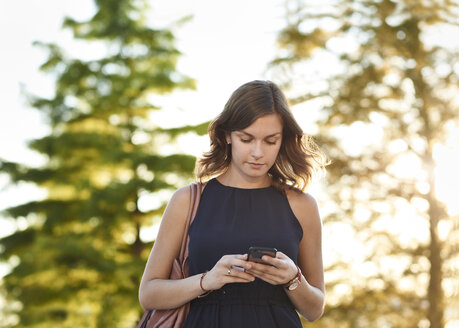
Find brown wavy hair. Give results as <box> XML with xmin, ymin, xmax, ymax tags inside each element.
<box><xmin>196</xmin><ymin>80</ymin><xmax>327</xmax><ymax>192</ymax></box>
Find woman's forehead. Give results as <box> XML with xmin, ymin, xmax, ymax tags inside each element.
<box><xmin>237</xmin><ymin>114</ymin><xmax>283</xmax><ymax>136</ymax></box>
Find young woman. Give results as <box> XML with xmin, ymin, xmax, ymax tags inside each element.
<box><xmin>139</xmin><ymin>80</ymin><xmax>327</xmax><ymax>327</ymax></box>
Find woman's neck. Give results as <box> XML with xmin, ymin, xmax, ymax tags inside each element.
<box><xmin>217</xmin><ymin>167</ymin><xmax>271</xmax><ymax>189</ymax></box>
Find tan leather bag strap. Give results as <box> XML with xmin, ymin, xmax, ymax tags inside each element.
<box><xmin>179</xmin><ymin>182</ymin><xmax>203</xmax><ymax>276</ymax></box>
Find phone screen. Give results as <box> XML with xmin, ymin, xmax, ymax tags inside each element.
<box><xmin>248</xmin><ymin>246</ymin><xmax>277</xmax><ymax>265</ymax></box>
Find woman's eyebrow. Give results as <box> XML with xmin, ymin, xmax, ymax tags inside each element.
<box><xmin>238</xmin><ymin>131</ymin><xmax>282</xmax><ymax>138</ymax></box>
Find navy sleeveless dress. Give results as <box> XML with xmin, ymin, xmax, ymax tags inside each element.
<box><xmin>183</xmin><ymin>178</ymin><xmax>304</xmax><ymax>328</ymax></box>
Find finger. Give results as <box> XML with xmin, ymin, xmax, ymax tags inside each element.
<box><xmin>227</xmin><ymin>254</ymin><xmax>248</xmax><ymax>261</ymax></box>
<box><xmin>245</xmin><ymin>270</ymin><xmax>279</xmax><ymax>285</ymax></box>
<box><xmin>262</xmin><ymin>253</ymin><xmax>288</xmax><ymax>267</ymax></box>
<box><xmin>226</xmin><ymin>276</ymin><xmax>256</xmax><ymax>283</ymax></box>
<box><xmin>227</xmin><ymin>267</ymin><xmax>255</xmax><ymax>281</ymax></box>
<box><xmin>260</xmin><ymin>255</ymin><xmax>278</xmax><ymax>266</ymax></box>
<box><xmin>245</xmin><ymin>265</ymin><xmax>279</xmax><ymax>280</ymax></box>
<box><xmin>247</xmin><ymin>255</ymin><xmax>281</xmax><ymax>268</ymax></box>
<box><xmin>246</xmin><ymin>264</ymin><xmax>286</xmax><ymax>282</ymax></box>
<box><xmin>257</xmin><ymin>262</ymin><xmax>295</xmax><ymax>282</ymax></box>
<box><xmin>236</xmin><ymin>253</ymin><xmax>249</xmax><ymax>260</ymax></box>
<box><xmin>229</xmin><ymin>273</ymin><xmax>255</xmax><ymax>282</ymax></box>
<box><xmin>275</xmin><ymin>251</ymin><xmax>287</xmax><ymax>259</ymax></box>
<box><xmin>222</xmin><ymin>254</ymin><xmax>249</xmax><ymax>267</ymax></box>
<box><xmin>224</xmin><ymin>274</ymin><xmax>255</xmax><ymax>283</ymax></box>
<box><xmin>248</xmin><ymin>261</ymin><xmax>278</xmax><ymax>273</ymax></box>
<box><xmin>246</xmin><ymin>268</ymin><xmax>277</xmax><ymax>280</ymax></box>
<box><xmin>231</xmin><ymin>259</ymin><xmax>252</xmax><ymax>271</ymax></box>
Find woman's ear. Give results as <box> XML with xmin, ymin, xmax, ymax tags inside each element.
<box><xmin>226</xmin><ymin>133</ymin><xmax>232</xmax><ymax>145</ymax></box>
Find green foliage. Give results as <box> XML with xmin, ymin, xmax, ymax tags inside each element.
<box><xmin>272</xmin><ymin>0</ymin><xmax>459</xmax><ymax>327</ymax></box>
<box><xmin>0</xmin><ymin>0</ymin><xmax>201</xmax><ymax>327</ymax></box>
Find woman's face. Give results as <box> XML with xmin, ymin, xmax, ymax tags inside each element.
<box><xmin>226</xmin><ymin>113</ymin><xmax>283</xmax><ymax>181</ymax></box>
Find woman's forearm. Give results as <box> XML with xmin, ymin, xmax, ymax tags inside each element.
<box><xmin>286</xmin><ymin>277</ymin><xmax>325</xmax><ymax>322</ymax></box>
<box><xmin>139</xmin><ymin>274</ymin><xmax>205</xmax><ymax>310</ymax></box>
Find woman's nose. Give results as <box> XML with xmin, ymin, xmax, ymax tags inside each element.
<box><xmin>251</xmin><ymin>141</ymin><xmax>263</xmax><ymax>159</ymax></box>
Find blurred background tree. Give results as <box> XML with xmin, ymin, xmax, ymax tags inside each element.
<box><xmin>271</xmin><ymin>0</ymin><xmax>459</xmax><ymax>327</ymax></box>
<box><xmin>0</xmin><ymin>0</ymin><xmax>207</xmax><ymax>326</ymax></box>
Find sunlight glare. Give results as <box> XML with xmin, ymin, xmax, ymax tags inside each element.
<box><xmin>446</xmin><ymin>320</ymin><xmax>459</xmax><ymax>328</ymax></box>
<box><xmin>434</xmin><ymin>138</ymin><xmax>459</xmax><ymax>216</ymax></box>
<box><xmin>140</xmin><ymin>223</ymin><xmax>160</xmax><ymax>243</ymax></box>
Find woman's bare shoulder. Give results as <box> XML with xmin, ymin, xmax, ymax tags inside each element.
<box><xmin>284</xmin><ymin>188</ymin><xmax>321</xmax><ymax>227</ymax></box>
<box><xmin>165</xmin><ymin>182</ymin><xmax>207</xmax><ymax>220</ymax></box>
<box><xmin>156</xmin><ymin>185</ymin><xmax>192</xmax><ymax>229</ymax></box>
<box><xmin>170</xmin><ymin>184</ymin><xmax>192</xmax><ymax>205</ymax></box>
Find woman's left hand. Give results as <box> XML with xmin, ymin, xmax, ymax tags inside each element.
<box><xmin>246</xmin><ymin>251</ymin><xmax>298</xmax><ymax>286</ymax></box>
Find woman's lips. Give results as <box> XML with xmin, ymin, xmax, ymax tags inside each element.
<box><xmin>248</xmin><ymin>162</ymin><xmax>264</xmax><ymax>169</ymax></box>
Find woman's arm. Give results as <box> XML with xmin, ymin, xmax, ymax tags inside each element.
<box><xmin>139</xmin><ymin>186</ymin><xmax>202</xmax><ymax>310</ymax></box>
<box><xmin>284</xmin><ymin>191</ymin><xmax>325</xmax><ymax>321</ymax></box>
<box><xmin>138</xmin><ymin>185</ymin><xmax>254</xmax><ymax>310</ymax></box>
<box><xmin>245</xmin><ymin>191</ymin><xmax>325</xmax><ymax>322</ymax></box>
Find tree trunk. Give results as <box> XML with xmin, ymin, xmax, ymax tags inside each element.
<box><xmin>426</xmin><ymin>152</ymin><xmax>445</xmax><ymax>328</ymax></box>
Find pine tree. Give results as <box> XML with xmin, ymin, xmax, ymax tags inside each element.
<box><xmin>271</xmin><ymin>0</ymin><xmax>459</xmax><ymax>327</ymax></box>
<box><xmin>0</xmin><ymin>0</ymin><xmax>206</xmax><ymax>327</ymax></box>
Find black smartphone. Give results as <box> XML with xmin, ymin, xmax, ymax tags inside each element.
<box><xmin>248</xmin><ymin>246</ymin><xmax>277</xmax><ymax>265</ymax></box>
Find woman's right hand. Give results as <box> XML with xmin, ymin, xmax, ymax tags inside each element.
<box><xmin>201</xmin><ymin>254</ymin><xmax>255</xmax><ymax>291</ymax></box>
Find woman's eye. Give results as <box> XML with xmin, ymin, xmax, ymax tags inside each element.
<box><xmin>266</xmin><ymin>140</ymin><xmax>277</xmax><ymax>145</ymax></box>
<box><xmin>240</xmin><ymin>139</ymin><xmax>251</xmax><ymax>143</ymax></box>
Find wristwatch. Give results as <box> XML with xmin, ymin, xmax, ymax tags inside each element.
<box><xmin>284</xmin><ymin>265</ymin><xmax>302</xmax><ymax>291</ymax></box>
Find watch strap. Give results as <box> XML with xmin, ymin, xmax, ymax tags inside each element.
<box><xmin>284</xmin><ymin>265</ymin><xmax>301</xmax><ymax>288</ymax></box>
